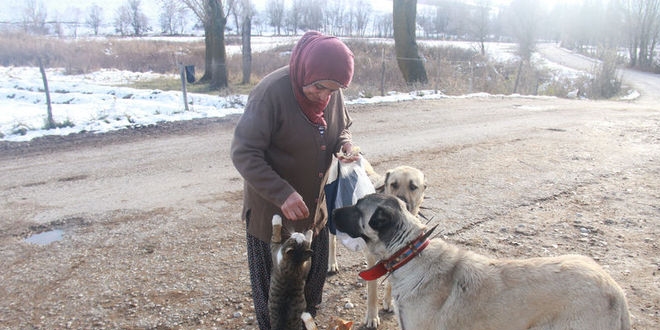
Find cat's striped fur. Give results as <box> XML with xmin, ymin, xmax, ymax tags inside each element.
<box><xmin>269</xmin><ymin>215</ymin><xmax>314</xmax><ymax>330</ymax></box>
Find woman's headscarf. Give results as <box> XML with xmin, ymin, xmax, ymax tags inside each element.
<box><xmin>290</xmin><ymin>31</ymin><xmax>354</xmax><ymax>126</ymax></box>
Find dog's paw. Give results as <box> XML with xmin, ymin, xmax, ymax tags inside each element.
<box><xmin>382</xmin><ymin>298</ymin><xmax>395</xmax><ymax>313</ymax></box>
<box><xmin>364</xmin><ymin>314</ymin><xmax>380</xmax><ymax>329</ymax></box>
<box><xmin>327</xmin><ymin>261</ymin><xmax>339</xmax><ymax>274</ymax></box>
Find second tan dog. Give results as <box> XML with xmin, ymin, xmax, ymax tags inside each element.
<box><xmin>328</xmin><ymin>162</ymin><xmax>426</xmax><ymax>328</ymax></box>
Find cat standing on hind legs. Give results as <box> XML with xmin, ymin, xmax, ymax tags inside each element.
<box><xmin>269</xmin><ymin>215</ymin><xmax>315</xmax><ymax>330</ymax></box>
<box><xmin>269</xmin><ymin>215</ymin><xmax>352</xmax><ymax>330</ymax></box>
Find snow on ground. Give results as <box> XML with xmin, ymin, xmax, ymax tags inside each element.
<box><xmin>0</xmin><ymin>39</ymin><xmax>625</xmax><ymax>142</ymax></box>
<box><xmin>0</xmin><ymin>66</ymin><xmax>247</xmax><ymax>142</ymax></box>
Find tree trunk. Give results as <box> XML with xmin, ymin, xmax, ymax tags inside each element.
<box><xmin>241</xmin><ymin>10</ymin><xmax>252</xmax><ymax>85</ymax></box>
<box><xmin>208</xmin><ymin>0</ymin><xmax>228</xmax><ymax>90</ymax></box>
<box><xmin>513</xmin><ymin>59</ymin><xmax>524</xmax><ymax>94</ymax></box>
<box><xmin>240</xmin><ymin>0</ymin><xmax>253</xmax><ymax>85</ymax></box>
<box><xmin>629</xmin><ymin>37</ymin><xmax>638</xmax><ymax>67</ymax></box>
<box><xmin>393</xmin><ymin>0</ymin><xmax>427</xmax><ymax>85</ymax></box>
<box><xmin>199</xmin><ymin>31</ymin><xmax>213</xmax><ymax>83</ymax></box>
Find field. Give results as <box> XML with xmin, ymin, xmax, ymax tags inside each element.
<box><xmin>0</xmin><ymin>35</ymin><xmax>658</xmax><ymax>329</ymax></box>
<box><xmin>1</xmin><ymin>94</ymin><xmax>659</xmax><ymax>329</ymax></box>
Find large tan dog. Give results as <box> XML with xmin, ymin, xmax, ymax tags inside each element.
<box><xmin>328</xmin><ymin>163</ymin><xmax>426</xmax><ymax>328</ymax></box>
<box><xmin>333</xmin><ymin>194</ymin><xmax>631</xmax><ymax>330</ymax></box>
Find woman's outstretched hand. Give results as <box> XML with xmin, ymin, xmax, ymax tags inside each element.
<box><xmin>281</xmin><ymin>191</ymin><xmax>310</xmax><ymax>220</ymax></box>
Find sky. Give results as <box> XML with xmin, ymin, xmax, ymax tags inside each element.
<box><xmin>0</xmin><ymin>0</ymin><xmax>395</xmax><ymax>37</ymax></box>
<box><xmin>0</xmin><ymin>37</ymin><xmax>606</xmax><ymax>142</ymax></box>
<box><xmin>0</xmin><ymin>0</ymin><xmax>591</xmax><ymax>38</ymax></box>
<box><xmin>0</xmin><ymin>0</ymin><xmax>583</xmax><ymax>24</ymax></box>
<box><xmin>0</xmin><ymin>0</ymin><xmax>393</xmax><ymax>23</ymax></box>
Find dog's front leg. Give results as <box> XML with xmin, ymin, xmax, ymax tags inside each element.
<box><xmin>365</xmin><ymin>253</ymin><xmax>381</xmax><ymax>328</ymax></box>
<box><xmin>328</xmin><ymin>233</ymin><xmax>339</xmax><ymax>273</ymax></box>
<box><xmin>382</xmin><ymin>282</ymin><xmax>394</xmax><ymax>312</ymax></box>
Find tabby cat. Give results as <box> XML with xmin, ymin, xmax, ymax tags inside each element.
<box><xmin>269</xmin><ymin>215</ymin><xmax>314</xmax><ymax>330</ymax></box>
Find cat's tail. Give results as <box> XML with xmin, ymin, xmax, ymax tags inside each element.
<box><xmin>301</xmin><ymin>312</ymin><xmax>318</xmax><ymax>330</ymax></box>
<box><xmin>271</xmin><ymin>214</ymin><xmax>283</xmax><ymax>243</ymax></box>
<box><xmin>272</xmin><ymin>214</ymin><xmax>282</xmax><ymax>226</ymax></box>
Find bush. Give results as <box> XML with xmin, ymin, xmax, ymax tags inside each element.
<box><xmin>586</xmin><ymin>50</ymin><xmax>622</xmax><ymax>99</ymax></box>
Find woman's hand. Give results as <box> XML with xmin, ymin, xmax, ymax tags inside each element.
<box><xmin>281</xmin><ymin>192</ymin><xmax>310</xmax><ymax>220</ymax></box>
<box><xmin>337</xmin><ymin>142</ymin><xmax>361</xmax><ymax>163</ymax></box>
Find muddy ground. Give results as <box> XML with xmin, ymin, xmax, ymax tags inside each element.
<box><xmin>0</xmin><ymin>95</ymin><xmax>658</xmax><ymax>329</ymax></box>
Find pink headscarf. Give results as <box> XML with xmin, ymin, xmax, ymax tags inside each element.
<box><xmin>290</xmin><ymin>31</ymin><xmax>354</xmax><ymax>126</ymax></box>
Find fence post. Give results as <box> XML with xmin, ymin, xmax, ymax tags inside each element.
<box><xmin>179</xmin><ymin>64</ymin><xmax>189</xmax><ymax>111</ymax></box>
<box><xmin>380</xmin><ymin>48</ymin><xmax>386</xmax><ymax>97</ymax></box>
<box><xmin>38</xmin><ymin>57</ymin><xmax>56</xmax><ymax>128</ymax></box>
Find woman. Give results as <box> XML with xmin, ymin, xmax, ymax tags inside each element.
<box><xmin>230</xmin><ymin>31</ymin><xmax>357</xmax><ymax>329</ymax></box>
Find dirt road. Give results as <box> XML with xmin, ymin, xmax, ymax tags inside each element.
<box><xmin>537</xmin><ymin>43</ymin><xmax>660</xmax><ymax>105</ymax></box>
<box><xmin>1</xmin><ymin>91</ymin><xmax>658</xmax><ymax>329</ymax></box>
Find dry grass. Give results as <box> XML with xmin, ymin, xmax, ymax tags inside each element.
<box><xmin>0</xmin><ymin>32</ymin><xmax>596</xmax><ymax>99</ymax></box>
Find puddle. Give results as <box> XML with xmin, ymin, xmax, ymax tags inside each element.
<box><xmin>25</xmin><ymin>229</ymin><xmax>64</xmax><ymax>245</ymax></box>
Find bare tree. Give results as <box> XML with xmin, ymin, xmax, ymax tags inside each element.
<box><xmin>470</xmin><ymin>0</ymin><xmax>490</xmax><ymax>56</ymax></box>
<box><xmin>86</xmin><ymin>4</ymin><xmax>103</xmax><ymax>36</ymax></box>
<box><xmin>129</xmin><ymin>0</ymin><xmax>150</xmax><ymax>36</ymax></box>
<box><xmin>393</xmin><ymin>0</ymin><xmax>427</xmax><ymax>84</ymax></box>
<box><xmin>353</xmin><ymin>0</ymin><xmax>371</xmax><ymax>37</ymax></box>
<box><xmin>114</xmin><ymin>6</ymin><xmax>131</xmax><ymax>36</ymax></box>
<box><xmin>344</xmin><ymin>2</ymin><xmax>355</xmax><ymax>36</ymax></box>
<box><xmin>159</xmin><ymin>0</ymin><xmax>188</xmax><ymax>35</ymax></box>
<box><xmin>22</xmin><ymin>0</ymin><xmax>48</xmax><ymax>34</ymax></box>
<box><xmin>373</xmin><ymin>13</ymin><xmax>393</xmax><ymax>38</ymax></box>
<box><xmin>182</xmin><ymin>0</ymin><xmax>233</xmax><ymax>89</ymax></box>
<box><xmin>623</xmin><ymin>0</ymin><xmax>660</xmax><ymax>69</ymax></box>
<box><xmin>435</xmin><ymin>1</ymin><xmax>469</xmax><ymax>37</ymax></box>
<box><xmin>433</xmin><ymin>5</ymin><xmax>450</xmax><ymax>38</ymax></box>
<box><xmin>52</xmin><ymin>13</ymin><xmax>64</xmax><ymax>37</ymax></box>
<box><xmin>65</xmin><ymin>8</ymin><xmax>82</xmax><ymax>38</ymax></box>
<box><xmin>324</xmin><ymin>0</ymin><xmax>346</xmax><ymax>35</ymax></box>
<box><xmin>299</xmin><ymin>0</ymin><xmax>324</xmax><ymax>31</ymax></box>
<box><xmin>285</xmin><ymin>0</ymin><xmax>304</xmax><ymax>34</ymax></box>
<box><xmin>558</xmin><ymin>1</ymin><xmax>607</xmax><ymax>53</ymax></box>
<box><xmin>115</xmin><ymin>0</ymin><xmax>150</xmax><ymax>36</ymax></box>
<box><xmin>266</xmin><ymin>0</ymin><xmax>285</xmax><ymax>35</ymax></box>
<box><xmin>602</xmin><ymin>1</ymin><xmax>626</xmax><ymax>50</ymax></box>
<box><xmin>417</xmin><ymin>7</ymin><xmax>435</xmax><ymax>38</ymax></box>
<box><xmin>507</xmin><ymin>0</ymin><xmax>539</xmax><ymax>93</ymax></box>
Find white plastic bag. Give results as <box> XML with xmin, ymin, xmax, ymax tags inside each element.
<box><xmin>325</xmin><ymin>157</ymin><xmax>374</xmax><ymax>252</ymax></box>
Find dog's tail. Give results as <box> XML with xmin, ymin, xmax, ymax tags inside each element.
<box><xmin>616</xmin><ymin>295</ymin><xmax>632</xmax><ymax>330</ymax></box>
<box><xmin>619</xmin><ymin>307</ymin><xmax>631</xmax><ymax>330</ymax></box>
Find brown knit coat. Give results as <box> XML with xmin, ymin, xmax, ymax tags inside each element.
<box><xmin>230</xmin><ymin>66</ymin><xmax>352</xmax><ymax>243</ymax></box>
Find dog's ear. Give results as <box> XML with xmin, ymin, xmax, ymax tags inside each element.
<box><xmin>383</xmin><ymin>170</ymin><xmax>392</xmax><ymax>185</ymax></box>
<box><xmin>368</xmin><ymin>204</ymin><xmax>395</xmax><ymax>231</ymax></box>
<box><xmin>384</xmin><ymin>170</ymin><xmax>400</xmax><ymax>190</ymax></box>
<box><xmin>368</xmin><ymin>199</ymin><xmax>404</xmax><ymax>245</ymax></box>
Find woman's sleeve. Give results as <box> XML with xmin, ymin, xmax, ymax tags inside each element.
<box><xmin>336</xmin><ymin>92</ymin><xmax>353</xmax><ymax>152</ymax></box>
<box><xmin>230</xmin><ymin>97</ymin><xmax>295</xmax><ymax>207</ymax></box>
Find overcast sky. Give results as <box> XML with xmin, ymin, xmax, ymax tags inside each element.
<box><xmin>0</xmin><ymin>0</ymin><xmax>394</xmax><ymax>22</ymax></box>
<box><xmin>0</xmin><ymin>0</ymin><xmax>584</xmax><ymax>25</ymax></box>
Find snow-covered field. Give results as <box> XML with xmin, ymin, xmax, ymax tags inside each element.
<box><xmin>0</xmin><ymin>39</ymin><xmax>587</xmax><ymax>142</ymax></box>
